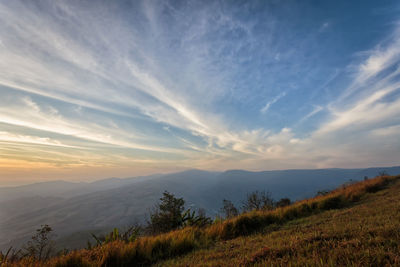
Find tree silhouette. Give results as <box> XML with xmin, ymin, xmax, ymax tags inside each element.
<box><xmin>23</xmin><ymin>224</ymin><xmax>54</xmax><ymax>261</ymax></box>
<box><xmin>148</xmin><ymin>191</ymin><xmax>185</xmax><ymax>234</ymax></box>
<box><xmin>221</xmin><ymin>199</ymin><xmax>239</xmax><ymax>218</ymax></box>
<box><xmin>242</xmin><ymin>190</ymin><xmax>274</xmax><ymax>212</ymax></box>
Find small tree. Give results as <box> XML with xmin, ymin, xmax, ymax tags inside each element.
<box><xmin>220</xmin><ymin>199</ymin><xmax>239</xmax><ymax>219</ymax></box>
<box><xmin>147</xmin><ymin>191</ymin><xmax>185</xmax><ymax>234</ymax></box>
<box><xmin>242</xmin><ymin>190</ymin><xmax>274</xmax><ymax>212</ymax></box>
<box><xmin>23</xmin><ymin>224</ymin><xmax>55</xmax><ymax>261</ymax></box>
<box><xmin>276</xmin><ymin>198</ymin><xmax>291</xmax><ymax>208</ymax></box>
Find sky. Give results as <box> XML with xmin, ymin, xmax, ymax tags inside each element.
<box><xmin>1</xmin><ymin>0</ymin><xmax>400</xmax><ymax>186</ymax></box>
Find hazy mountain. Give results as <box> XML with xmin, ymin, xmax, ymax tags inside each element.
<box><xmin>0</xmin><ymin>181</ymin><xmax>86</xmax><ymax>202</ymax></box>
<box><xmin>0</xmin><ymin>174</ymin><xmax>163</xmax><ymax>203</ymax></box>
<box><xmin>1</xmin><ymin>166</ymin><xmax>399</xmax><ymax>251</ymax></box>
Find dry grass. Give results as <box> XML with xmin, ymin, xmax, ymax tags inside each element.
<box><xmin>160</xmin><ymin>176</ymin><xmax>400</xmax><ymax>266</ymax></box>
<box><xmin>1</xmin><ymin>175</ymin><xmax>399</xmax><ymax>267</ymax></box>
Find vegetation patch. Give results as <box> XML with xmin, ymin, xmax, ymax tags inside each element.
<box><xmin>2</xmin><ymin>174</ymin><xmax>399</xmax><ymax>267</ymax></box>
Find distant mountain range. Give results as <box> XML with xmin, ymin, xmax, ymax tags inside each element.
<box><xmin>1</xmin><ymin>166</ymin><xmax>399</xmax><ymax>251</ymax></box>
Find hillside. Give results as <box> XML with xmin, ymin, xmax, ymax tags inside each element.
<box><xmin>2</xmin><ymin>174</ymin><xmax>399</xmax><ymax>266</ymax></box>
<box><xmin>161</xmin><ymin>176</ymin><xmax>400</xmax><ymax>266</ymax></box>
<box><xmin>2</xmin><ymin>166</ymin><xmax>399</xmax><ymax>252</ymax></box>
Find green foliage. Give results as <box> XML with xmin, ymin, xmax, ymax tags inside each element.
<box><xmin>148</xmin><ymin>191</ymin><xmax>185</xmax><ymax>234</ymax></box>
<box><xmin>148</xmin><ymin>191</ymin><xmax>211</xmax><ymax>233</ymax></box>
<box><xmin>90</xmin><ymin>226</ymin><xmax>141</xmax><ymax>247</ymax></box>
<box><xmin>182</xmin><ymin>209</ymin><xmax>212</xmax><ymax>227</ymax></box>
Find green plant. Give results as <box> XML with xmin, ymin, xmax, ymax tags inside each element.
<box><xmin>182</xmin><ymin>209</ymin><xmax>212</xmax><ymax>227</ymax></box>
<box><xmin>91</xmin><ymin>225</ymin><xmax>141</xmax><ymax>247</ymax></box>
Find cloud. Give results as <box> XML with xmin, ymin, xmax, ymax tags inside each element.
<box><xmin>357</xmin><ymin>40</ymin><xmax>400</xmax><ymax>83</ymax></box>
<box><xmin>340</xmin><ymin>27</ymin><xmax>400</xmax><ymax>101</ymax></box>
<box><xmin>0</xmin><ymin>131</ymin><xmax>78</xmax><ymax>148</ymax></box>
<box><xmin>319</xmin><ymin>22</ymin><xmax>330</xmax><ymax>32</ymax></box>
<box><xmin>260</xmin><ymin>92</ymin><xmax>287</xmax><ymax>114</ymax></box>
<box><xmin>299</xmin><ymin>105</ymin><xmax>324</xmax><ymax>123</ymax></box>
<box><xmin>0</xmin><ymin>1</ymin><xmax>400</xmax><ymax>184</ymax></box>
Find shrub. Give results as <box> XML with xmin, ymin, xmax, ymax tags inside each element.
<box><xmin>182</xmin><ymin>209</ymin><xmax>212</xmax><ymax>227</ymax></box>
<box><xmin>276</xmin><ymin>198</ymin><xmax>291</xmax><ymax>208</ymax></box>
<box><xmin>242</xmin><ymin>191</ymin><xmax>274</xmax><ymax>212</ymax></box>
<box><xmin>90</xmin><ymin>225</ymin><xmax>141</xmax><ymax>247</ymax></box>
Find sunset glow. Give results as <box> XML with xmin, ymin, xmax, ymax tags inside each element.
<box><xmin>1</xmin><ymin>1</ymin><xmax>400</xmax><ymax>186</ymax></box>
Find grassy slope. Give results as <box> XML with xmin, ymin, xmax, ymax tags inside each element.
<box><xmin>159</xmin><ymin>179</ymin><xmax>400</xmax><ymax>266</ymax></box>
<box><xmin>2</xmin><ymin>175</ymin><xmax>400</xmax><ymax>266</ymax></box>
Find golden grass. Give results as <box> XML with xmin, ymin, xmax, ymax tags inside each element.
<box><xmin>2</xmin><ymin>174</ymin><xmax>399</xmax><ymax>267</ymax></box>
<box><xmin>161</xmin><ymin>176</ymin><xmax>400</xmax><ymax>266</ymax></box>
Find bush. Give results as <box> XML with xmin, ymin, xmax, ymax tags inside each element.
<box><xmin>242</xmin><ymin>191</ymin><xmax>274</xmax><ymax>212</ymax></box>
<box><xmin>317</xmin><ymin>195</ymin><xmax>345</xmax><ymax>210</ymax></box>
<box><xmin>276</xmin><ymin>198</ymin><xmax>291</xmax><ymax>208</ymax></box>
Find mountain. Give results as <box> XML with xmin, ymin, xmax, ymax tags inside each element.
<box><xmin>0</xmin><ymin>166</ymin><xmax>399</xmax><ymax>251</ymax></box>
<box><xmin>0</xmin><ymin>180</ymin><xmax>86</xmax><ymax>202</ymax></box>
<box><xmin>0</xmin><ymin>174</ymin><xmax>163</xmax><ymax>203</ymax></box>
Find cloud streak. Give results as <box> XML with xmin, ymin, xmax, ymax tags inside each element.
<box><xmin>260</xmin><ymin>92</ymin><xmax>287</xmax><ymax>114</ymax></box>
<box><xmin>0</xmin><ymin>0</ymin><xmax>400</xmax><ymax>185</ymax></box>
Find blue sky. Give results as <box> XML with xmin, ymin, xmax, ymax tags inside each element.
<box><xmin>1</xmin><ymin>0</ymin><xmax>400</xmax><ymax>185</ymax></box>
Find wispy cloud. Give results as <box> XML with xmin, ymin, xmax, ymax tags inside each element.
<box><xmin>0</xmin><ymin>0</ymin><xmax>399</xmax><ymax>185</ymax></box>
<box><xmin>299</xmin><ymin>105</ymin><xmax>324</xmax><ymax>123</ymax></box>
<box><xmin>319</xmin><ymin>22</ymin><xmax>330</xmax><ymax>32</ymax></box>
<box><xmin>260</xmin><ymin>92</ymin><xmax>287</xmax><ymax>114</ymax></box>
